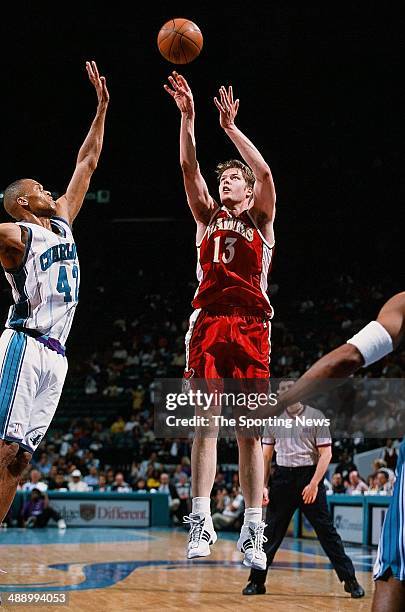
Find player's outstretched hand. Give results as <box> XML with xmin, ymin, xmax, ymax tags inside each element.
<box><xmin>214</xmin><ymin>85</ymin><xmax>239</xmax><ymax>129</ymax></box>
<box><xmin>302</xmin><ymin>481</ymin><xmax>318</xmax><ymax>504</ymax></box>
<box><xmin>86</xmin><ymin>60</ymin><xmax>109</xmax><ymax>109</ymax></box>
<box><xmin>164</xmin><ymin>72</ymin><xmax>194</xmax><ymax>118</ymax></box>
<box><xmin>262</xmin><ymin>486</ymin><xmax>269</xmax><ymax>506</ymax></box>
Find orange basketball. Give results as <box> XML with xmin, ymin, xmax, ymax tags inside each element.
<box><xmin>157</xmin><ymin>18</ymin><xmax>203</xmax><ymax>64</ymax></box>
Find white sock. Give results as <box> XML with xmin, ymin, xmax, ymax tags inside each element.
<box><xmin>192</xmin><ymin>497</ymin><xmax>211</xmax><ymax>516</ymax></box>
<box><xmin>243</xmin><ymin>507</ymin><xmax>262</xmax><ymax>526</ymax></box>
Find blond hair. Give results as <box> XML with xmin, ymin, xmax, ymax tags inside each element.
<box><xmin>216</xmin><ymin>159</ymin><xmax>255</xmax><ymax>189</ymax></box>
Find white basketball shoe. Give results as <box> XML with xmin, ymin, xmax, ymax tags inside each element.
<box><xmin>237</xmin><ymin>520</ymin><xmax>268</xmax><ymax>570</ymax></box>
<box><xmin>184</xmin><ymin>513</ymin><xmax>217</xmax><ymax>559</ymax></box>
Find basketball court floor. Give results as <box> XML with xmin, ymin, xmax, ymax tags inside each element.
<box><xmin>0</xmin><ymin>528</ymin><xmax>374</xmax><ymax>610</ymax></box>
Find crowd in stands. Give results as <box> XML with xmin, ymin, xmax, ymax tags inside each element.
<box><xmin>0</xmin><ymin>242</ymin><xmax>403</xmax><ymax>530</ymax></box>
<box><xmin>8</xmin><ymin>435</ymin><xmax>399</xmax><ymax>530</ymax></box>
<box><xmin>326</xmin><ymin>440</ymin><xmax>400</xmax><ymax>497</ymax></box>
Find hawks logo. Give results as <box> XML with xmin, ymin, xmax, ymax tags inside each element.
<box><xmin>80</xmin><ymin>504</ymin><xmax>96</xmax><ymax>521</ymax></box>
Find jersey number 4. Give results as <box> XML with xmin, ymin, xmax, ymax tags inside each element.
<box><xmin>57</xmin><ymin>265</ymin><xmax>79</xmax><ymax>303</ymax></box>
<box><xmin>212</xmin><ymin>236</ymin><xmax>237</xmax><ymax>264</ymax></box>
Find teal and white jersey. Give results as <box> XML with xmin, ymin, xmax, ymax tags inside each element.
<box><xmin>4</xmin><ymin>217</ymin><xmax>79</xmax><ymax>347</ymax></box>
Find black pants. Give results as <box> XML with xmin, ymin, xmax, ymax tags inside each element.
<box><xmin>34</xmin><ymin>507</ymin><xmax>61</xmax><ymax>527</ymax></box>
<box><xmin>249</xmin><ymin>465</ymin><xmax>356</xmax><ymax>585</ymax></box>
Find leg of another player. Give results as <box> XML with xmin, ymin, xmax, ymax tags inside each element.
<box><xmin>237</xmin><ymin>435</ymin><xmax>267</xmax><ymax>569</ymax></box>
<box><xmin>0</xmin><ymin>441</ymin><xmax>31</xmax><ymax>522</ymax></box>
<box><xmin>372</xmin><ymin>577</ymin><xmax>405</xmax><ymax>612</ymax></box>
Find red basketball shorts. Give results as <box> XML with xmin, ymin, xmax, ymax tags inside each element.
<box><xmin>184</xmin><ymin>309</ymin><xmax>271</xmax><ymax>379</ymax></box>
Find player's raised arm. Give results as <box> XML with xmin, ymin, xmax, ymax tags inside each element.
<box><xmin>56</xmin><ymin>61</ymin><xmax>109</xmax><ymax>225</ymax></box>
<box><xmin>214</xmin><ymin>86</ymin><xmax>276</xmax><ymax>242</ymax></box>
<box><xmin>276</xmin><ymin>292</ymin><xmax>405</xmax><ymax>411</ymax></box>
<box><xmin>164</xmin><ymin>72</ymin><xmax>217</xmax><ymax>228</ymax></box>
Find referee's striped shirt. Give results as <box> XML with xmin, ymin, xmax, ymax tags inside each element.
<box><xmin>262</xmin><ymin>404</ymin><xmax>332</xmax><ymax>467</ymax></box>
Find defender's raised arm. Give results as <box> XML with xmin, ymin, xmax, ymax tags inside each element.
<box><xmin>56</xmin><ymin>61</ymin><xmax>109</xmax><ymax>225</ymax></box>
<box><xmin>277</xmin><ymin>292</ymin><xmax>405</xmax><ymax>410</ymax></box>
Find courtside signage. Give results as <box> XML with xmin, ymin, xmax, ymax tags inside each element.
<box><xmin>51</xmin><ymin>499</ymin><xmax>150</xmax><ymax>527</ymax></box>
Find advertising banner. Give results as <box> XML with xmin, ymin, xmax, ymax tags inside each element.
<box><xmin>51</xmin><ymin>498</ymin><xmax>150</xmax><ymax>527</ymax></box>
<box><xmin>333</xmin><ymin>505</ymin><xmax>363</xmax><ymax>543</ymax></box>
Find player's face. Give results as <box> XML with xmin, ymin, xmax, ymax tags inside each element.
<box><xmin>19</xmin><ymin>179</ymin><xmax>57</xmax><ymax>217</ymax></box>
<box><xmin>219</xmin><ymin>168</ymin><xmax>252</xmax><ymax>207</ymax></box>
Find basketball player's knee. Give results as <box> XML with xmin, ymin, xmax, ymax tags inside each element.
<box><xmin>372</xmin><ymin>579</ymin><xmax>401</xmax><ymax>612</ymax></box>
<box><xmin>236</xmin><ymin>434</ymin><xmax>261</xmax><ymax>448</ymax></box>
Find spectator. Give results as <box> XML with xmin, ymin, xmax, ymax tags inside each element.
<box><xmin>140</xmin><ymin>452</ymin><xmax>161</xmax><ymax>478</ymax></box>
<box><xmin>48</xmin><ymin>473</ymin><xmax>68</xmax><ymax>491</ymax></box>
<box><xmin>372</xmin><ymin>459</ymin><xmax>396</xmax><ymax>484</ymax></box>
<box><xmin>97</xmin><ymin>474</ymin><xmax>109</xmax><ymax>492</ymax></box>
<box><xmin>175</xmin><ymin>472</ymin><xmax>191</xmax><ymax>519</ymax></box>
<box><xmin>231</xmin><ymin>472</ymin><xmax>240</xmax><ymax>488</ymax></box>
<box><xmin>85</xmin><ymin>374</ymin><xmax>98</xmax><ymax>395</ymax></box>
<box><xmin>331</xmin><ymin>472</ymin><xmax>346</xmax><ymax>495</ymax></box>
<box><xmin>367</xmin><ymin>473</ymin><xmax>378</xmax><ymax>493</ymax></box>
<box><xmin>211</xmin><ymin>486</ymin><xmax>228</xmax><ymax>515</ymax></box>
<box><xmin>158</xmin><ymin>473</ymin><xmax>181</xmax><ymax>522</ymax></box>
<box><xmin>46</xmin><ymin>465</ymin><xmax>59</xmax><ymax>488</ymax></box>
<box><xmin>59</xmin><ymin>433</ymin><xmax>73</xmax><ymax>457</ymax></box>
<box><xmin>212</xmin><ymin>486</ymin><xmax>244</xmax><ymax>530</ymax></box>
<box><xmin>35</xmin><ymin>453</ymin><xmax>53</xmax><ymax>477</ymax></box>
<box><xmin>379</xmin><ymin>440</ymin><xmax>398</xmax><ymax>471</ymax></box>
<box><xmin>22</xmin><ymin>469</ymin><xmax>48</xmax><ymax>493</ymax></box>
<box><xmin>110</xmin><ymin>472</ymin><xmax>132</xmax><ymax>493</ymax></box>
<box><xmin>22</xmin><ymin>489</ymin><xmax>66</xmax><ymax>529</ymax></box>
<box><xmin>129</xmin><ymin>461</ymin><xmax>140</xmax><ymax>485</ymax></box>
<box><xmin>140</xmin><ymin>422</ymin><xmax>155</xmax><ymax>445</ymax></box>
<box><xmin>105</xmin><ymin>468</ymin><xmax>115</xmax><ymax>487</ymax></box>
<box><xmin>331</xmin><ymin>473</ymin><xmax>346</xmax><ymax>494</ymax></box>
<box><xmin>84</xmin><ymin>467</ymin><xmax>99</xmax><ymax>489</ymax></box>
<box><xmin>134</xmin><ymin>478</ymin><xmax>148</xmax><ymax>493</ymax></box>
<box><xmin>132</xmin><ymin>385</ymin><xmax>145</xmax><ymax>410</ymax></box>
<box><xmin>68</xmin><ymin>470</ymin><xmax>89</xmax><ymax>492</ymax></box>
<box><xmin>172</xmin><ymin>465</ymin><xmax>188</xmax><ymax>485</ymax></box>
<box><xmin>346</xmin><ymin>470</ymin><xmax>368</xmax><ymax>495</ymax></box>
<box><xmin>214</xmin><ymin>470</ymin><xmax>227</xmax><ymax>489</ymax></box>
<box><xmin>180</xmin><ymin>456</ymin><xmax>191</xmax><ymax>477</ymax></box>
<box><xmin>110</xmin><ymin>416</ymin><xmax>125</xmax><ymax>434</ymax></box>
<box><xmin>146</xmin><ymin>468</ymin><xmax>161</xmax><ymax>491</ymax></box>
<box><xmin>124</xmin><ymin>415</ymin><xmax>138</xmax><ymax>433</ymax></box>
<box><xmin>375</xmin><ymin>470</ymin><xmax>393</xmax><ymax>495</ymax></box>
<box><xmin>334</xmin><ymin>451</ymin><xmax>357</xmax><ymax>480</ymax></box>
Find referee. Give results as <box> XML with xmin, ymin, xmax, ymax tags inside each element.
<box><xmin>242</xmin><ymin>380</ymin><xmax>365</xmax><ymax>598</ymax></box>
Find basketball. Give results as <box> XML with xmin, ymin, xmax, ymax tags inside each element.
<box><xmin>157</xmin><ymin>18</ymin><xmax>203</xmax><ymax>64</ymax></box>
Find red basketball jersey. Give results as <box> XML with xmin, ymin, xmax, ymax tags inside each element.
<box><xmin>192</xmin><ymin>206</ymin><xmax>274</xmax><ymax>316</ymax></box>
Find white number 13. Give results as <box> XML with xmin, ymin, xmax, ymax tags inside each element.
<box><xmin>213</xmin><ymin>236</ymin><xmax>237</xmax><ymax>264</ymax></box>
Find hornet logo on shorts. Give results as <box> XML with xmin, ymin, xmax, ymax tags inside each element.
<box><xmin>29</xmin><ymin>432</ymin><xmax>44</xmax><ymax>447</ymax></box>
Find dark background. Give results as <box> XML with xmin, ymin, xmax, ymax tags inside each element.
<box><xmin>0</xmin><ymin>2</ymin><xmax>403</xmax><ymax>321</ymax></box>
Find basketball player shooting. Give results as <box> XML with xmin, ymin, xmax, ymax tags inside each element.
<box><xmin>164</xmin><ymin>72</ymin><xmax>276</xmax><ymax>569</ymax></box>
<box><xmin>0</xmin><ymin>61</ymin><xmax>109</xmax><ymax>523</ymax></box>
<box><xmin>277</xmin><ymin>292</ymin><xmax>405</xmax><ymax>612</ymax></box>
